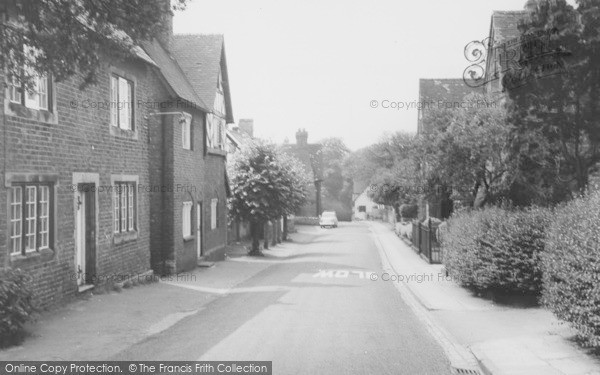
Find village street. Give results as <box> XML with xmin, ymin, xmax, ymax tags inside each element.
<box><xmin>0</xmin><ymin>223</ymin><xmax>451</xmax><ymax>374</ymax></box>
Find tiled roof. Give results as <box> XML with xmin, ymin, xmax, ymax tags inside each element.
<box><xmin>141</xmin><ymin>40</ymin><xmax>210</xmax><ymax>111</ymax></box>
<box><xmin>227</xmin><ymin>127</ymin><xmax>255</xmax><ymax>149</ymax></box>
<box><xmin>171</xmin><ymin>34</ymin><xmax>234</xmax><ymax>123</ymax></box>
<box><xmin>490</xmin><ymin>10</ymin><xmax>528</xmax><ymax>46</ymax></box>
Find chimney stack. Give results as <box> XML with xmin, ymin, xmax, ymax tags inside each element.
<box><xmin>296</xmin><ymin>128</ymin><xmax>308</xmax><ymax>146</ymax></box>
<box><xmin>238</xmin><ymin>119</ymin><xmax>254</xmax><ymax>138</ymax></box>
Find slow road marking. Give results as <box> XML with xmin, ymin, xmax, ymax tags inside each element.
<box><xmin>313</xmin><ymin>269</ymin><xmax>376</xmax><ymax>279</ymax></box>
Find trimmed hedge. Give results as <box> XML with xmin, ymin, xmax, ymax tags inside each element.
<box><xmin>0</xmin><ymin>268</ymin><xmax>36</xmax><ymax>347</ymax></box>
<box><xmin>442</xmin><ymin>206</ymin><xmax>551</xmax><ymax>295</ymax></box>
<box><xmin>542</xmin><ymin>190</ymin><xmax>600</xmax><ymax>348</ymax></box>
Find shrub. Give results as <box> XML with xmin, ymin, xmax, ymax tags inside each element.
<box><xmin>0</xmin><ymin>268</ymin><xmax>36</xmax><ymax>347</ymax></box>
<box><xmin>399</xmin><ymin>204</ymin><xmax>418</xmax><ymax>219</ymax></box>
<box><xmin>442</xmin><ymin>206</ymin><xmax>551</xmax><ymax>295</ymax></box>
<box><xmin>542</xmin><ymin>190</ymin><xmax>600</xmax><ymax>348</ymax></box>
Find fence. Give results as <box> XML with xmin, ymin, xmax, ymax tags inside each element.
<box><xmin>411</xmin><ymin>220</ymin><xmax>442</xmax><ymax>264</ymax></box>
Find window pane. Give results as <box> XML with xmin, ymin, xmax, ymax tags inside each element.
<box><xmin>25</xmin><ymin>186</ymin><xmax>37</xmax><ymax>251</ymax></box>
<box><xmin>39</xmin><ymin>186</ymin><xmax>49</xmax><ymax>249</ymax></box>
<box><xmin>211</xmin><ymin>199</ymin><xmax>217</xmax><ymax>230</ymax></box>
<box><xmin>38</xmin><ymin>76</ymin><xmax>48</xmax><ymax>110</ymax></box>
<box><xmin>9</xmin><ymin>76</ymin><xmax>21</xmax><ymax>104</ymax></box>
<box><xmin>182</xmin><ymin>201</ymin><xmax>192</xmax><ymax>237</ymax></box>
<box><xmin>128</xmin><ymin>183</ymin><xmax>134</xmax><ymax>231</ymax></box>
<box><xmin>120</xmin><ymin>184</ymin><xmax>127</xmax><ymax>231</ymax></box>
<box><xmin>110</xmin><ymin>76</ymin><xmax>119</xmax><ymax>127</ymax></box>
<box><xmin>206</xmin><ymin>114</ymin><xmax>213</xmax><ymax>148</ymax></box>
<box><xmin>114</xmin><ymin>185</ymin><xmax>120</xmax><ymax>233</ymax></box>
<box><xmin>10</xmin><ymin>187</ymin><xmax>22</xmax><ymax>254</ymax></box>
<box><xmin>117</xmin><ymin>78</ymin><xmax>133</xmax><ymax>130</ymax></box>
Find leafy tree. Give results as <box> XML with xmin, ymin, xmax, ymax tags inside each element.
<box><xmin>505</xmin><ymin>0</ymin><xmax>600</xmax><ymax>202</ymax></box>
<box><xmin>228</xmin><ymin>142</ymin><xmax>310</xmax><ymax>255</ymax></box>
<box><xmin>347</xmin><ymin>132</ymin><xmax>422</xmax><ymax>212</ymax></box>
<box><xmin>317</xmin><ymin>138</ymin><xmax>353</xmax><ymax>213</ymax></box>
<box><xmin>0</xmin><ymin>0</ymin><xmax>187</xmax><ymax>88</ymax></box>
<box><xmin>417</xmin><ymin>93</ymin><xmax>513</xmax><ymax>208</ymax></box>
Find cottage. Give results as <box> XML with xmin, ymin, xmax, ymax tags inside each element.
<box><xmin>0</xmin><ymin>13</ymin><xmax>234</xmax><ymax>306</ymax></box>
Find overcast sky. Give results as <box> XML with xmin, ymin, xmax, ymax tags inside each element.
<box><xmin>174</xmin><ymin>0</ymin><xmax>556</xmax><ymax>150</ymax></box>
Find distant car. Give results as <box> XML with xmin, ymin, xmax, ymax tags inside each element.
<box><xmin>319</xmin><ymin>211</ymin><xmax>339</xmax><ymax>228</ymax></box>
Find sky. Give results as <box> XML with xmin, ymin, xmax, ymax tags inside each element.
<box><xmin>173</xmin><ymin>0</ymin><xmax>549</xmax><ymax>150</ymax></box>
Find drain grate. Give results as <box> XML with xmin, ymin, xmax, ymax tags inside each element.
<box><xmin>452</xmin><ymin>367</ymin><xmax>482</xmax><ymax>375</ymax></box>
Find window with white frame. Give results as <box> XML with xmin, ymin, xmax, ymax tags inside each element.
<box><xmin>113</xmin><ymin>182</ymin><xmax>136</xmax><ymax>234</ymax></box>
<box><xmin>182</xmin><ymin>201</ymin><xmax>193</xmax><ymax>237</ymax></box>
<box><xmin>182</xmin><ymin>115</ymin><xmax>191</xmax><ymax>150</ymax></box>
<box><xmin>210</xmin><ymin>198</ymin><xmax>218</xmax><ymax>230</ymax></box>
<box><xmin>8</xmin><ymin>46</ymin><xmax>51</xmax><ymax>111</ymax></box>
<box><xmin>9</xmin><ymin>184</ymin><xmax>52</xmax><ymax>255</ymax></box>
<box><xmin>110</xmin><ymin>74</ymin><xmax>134</xmax><ymax>130</ymax></box>
<box><xmin>8</xmin><ymin>71</ymin><xmax>50</xmax><ymax>111</ymax></box>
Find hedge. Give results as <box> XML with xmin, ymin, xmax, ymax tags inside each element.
<box><xmin>542</xmin><ymin>190</ymin><xmax>600</xmax><ymax>348</ymax></box>
<box><xmin>0</xmin><ymin>268</ymin><xmax>36</xmax><ymax>347</ymax></box>
<box><xmin>441</xmin><ymin>206</ymin><xmax>551</xmax><ymax>295</ymax></box>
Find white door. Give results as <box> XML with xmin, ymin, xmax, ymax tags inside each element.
<box><xmin>196</xmin><ymin>202</ymin><xmax>202</xmax><ymax>258</ymax></box>
<box><xmin>75</xmin><ymin>189</ymin><xmax>86</xmax><ymax>286</ymax></box>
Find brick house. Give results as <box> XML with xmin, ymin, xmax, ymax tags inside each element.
<box><xmin>1</xmin><ymin>17</ymin><xmax>233</xmax><ymax>305</ymax></box>
<box><xmin>171</xmin><ymin>34</ymin><xmax>233</xmax><ymax>260</ymax></box>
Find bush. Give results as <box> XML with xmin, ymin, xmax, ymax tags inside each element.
<box><xmin>542</xmin><ymin>190</ymin><xmax>600</xmax><ymax>348</ymax></box>
<box><xmin>399</xmin><ymin>204</ymin><xmax>418</xmax><ymax>219</ymax></box>
<box><xmin>0</xmin><ymin>268</ymin><xmax>36</xmax><ymax>347</ymax></box>
<box><xmin>442</xmin><ymin>206</ymin><xmax>551</xmax><ymax>295</ymax></box>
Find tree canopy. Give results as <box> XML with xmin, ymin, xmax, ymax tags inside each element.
<box><xmin>0</xmin><ymin>0</ymin><xmax>187</xmax><ymax>88</ymax></box>
<box><xmin>505</xmin><ymin>0</ymin><xmax>600</xmax><ymax>203</ymax></box>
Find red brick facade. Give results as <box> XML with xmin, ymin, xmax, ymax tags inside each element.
<box><xmin>1</xmin><ymin>36</ymin><xmax>233</xmax><ymax>306</ymax></box>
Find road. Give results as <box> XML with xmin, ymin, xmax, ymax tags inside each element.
<box><xmin>112</xmin><ymin>222</ymin><xmax>452</xmax><ymax>374</ymax></box>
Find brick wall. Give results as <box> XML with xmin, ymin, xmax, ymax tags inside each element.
<box><xmin>0</xmin><ymin>57</ymin><xmax>162</xmax><ymax>307</ymax></box>
<box><xmin>203</xmin><ymin>155</ymin><xmax>228</xmax><ymax>254</ymax></box>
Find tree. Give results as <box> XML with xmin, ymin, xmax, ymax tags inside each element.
<box><xmin>317</xmin><ymin>138</ymin><xmax>353</xmax><ymax>215</ymax></box>
<box><xmin>0</xmin><ymin>0</ymin><xmax>187</xmax><ymax>89</ymax></box>
<box><xmin>505</xmin><ymin>0</ymin><xmax>600</xmax><ymax>202</ymax></box>
<box><xmin>417</xmin><ymin>93</ymin><xmax>513</xmax><ymax>208</ymax></box>
<box><xmin>228</xmin><ymin>142</ymin><xmax>310</xmax><ymax>255</ymax></box>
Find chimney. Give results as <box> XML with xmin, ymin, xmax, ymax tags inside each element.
<box><xmin>238</xmin><ymin>119</ymin><xmax>254</xmax><ymax>138</ymax></box>
<box><xmin>157</xmin><ymin>0</ymin><xmax>174</xmax><ymax>50</ymax></box>
<box><xmin>296</xmin><ymin>128</ymin><xmax>308</xmax><ymax>146</ymax></box>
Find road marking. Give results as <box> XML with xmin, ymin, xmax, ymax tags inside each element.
<box><xmin>146</xmin><ymin>310</ymin><xmax>199</xmax><ymax>336</ymax></box>
<box><xmin>161</xmin><ymin>281</ymin><xmax>294</xmax><ymax>295</ymax></box>
<box><xmin>312</xmin><ymin>269</ymin><xmax>375</xmax><ymax>279</ymax></box>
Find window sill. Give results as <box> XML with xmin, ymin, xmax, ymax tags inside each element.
<box><xmin>183</xmin><ymin>235</ymin><xmax>195</xmax><ymax>242</ymax></box>
<box><xmin>207</xmin><ymin>148</ymin><xmax>227</xmax><ymax>157</ymax></box>
<box><xmin>110</xmin><ymin>125</ymin><xmax>138</xmax><ymax>140</ymax></box>
<box><xmin>113</xmin><ymin>230</ymin><xmax>138</xmax><ymax>245</ymax></box>
<box><xmin>5</xmin><ymin>101</ymin><xmax>58</xmax><ymax>124</ymax></box>
<box><xmin>10</xmin><ymin>248</ymin><xmax>55</xmax><ymax>266</ymax></box>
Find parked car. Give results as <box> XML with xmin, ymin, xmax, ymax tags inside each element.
<box><xmin>319</xmin><ymin>211</ymin><xmax>339</xmax><ymax>228</ymax></box>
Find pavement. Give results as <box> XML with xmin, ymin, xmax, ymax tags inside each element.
<box><xmin>1</xmin><ymin>223</ymin><xmax>451</xmax><ymax>374</ymax></box>
<box><xmin>369</xmin><ymin>221</ymin><xmax>600</xmax><ymax>375</ymax></box>
<box><xmin>3</xmin><ymin>221</ymin><xmax>598</xmax><ymax>374</ymax></box>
